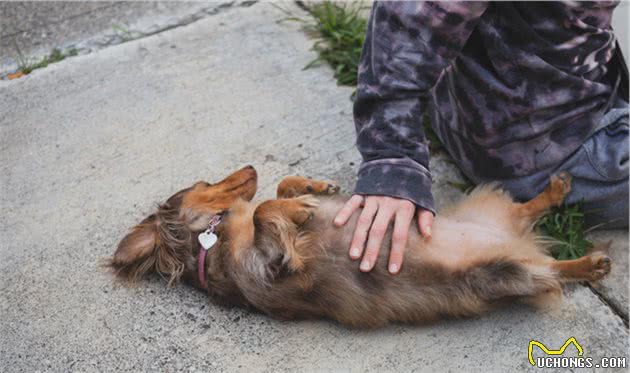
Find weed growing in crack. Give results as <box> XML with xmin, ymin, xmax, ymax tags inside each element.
<box><xmin>15</xmin><ymin>46</ymin><xmax>78</xmax><ymax>75</ymax></box>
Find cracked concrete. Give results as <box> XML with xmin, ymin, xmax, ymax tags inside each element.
<box><xmin>586</xmin><ymin>230</ymin><xmax>629</xmax><ymax>322</ymax></box>
<box><xmin>0</xmin><ymin>1</ymin><xmax>255</xmax><ymax>75</ymax></box>
<box><xmin>1</xmin><ymin>2</ymin><xmax>628</xmax><ymax>372</ymax></box>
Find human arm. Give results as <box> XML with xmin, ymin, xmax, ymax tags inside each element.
<box><xmin>336</xmin><ymin>1</ymin><xmax>488</xmax><ymax>273</ymax></box>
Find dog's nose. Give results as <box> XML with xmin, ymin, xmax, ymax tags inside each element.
<box><xmin>241</xmin><ymin>165</ymin><xmax>257</xmax><ymax>179</ymax></box>
<box><xmin>242</xmin><ymin>165</ymin><xmax>257</xmax><ymax>175</ymax></box>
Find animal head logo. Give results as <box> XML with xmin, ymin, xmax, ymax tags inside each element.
<box><xmin>528</xmin><ymin>337</ymin><xmax>584</xmax><ymax>366</ymax></box>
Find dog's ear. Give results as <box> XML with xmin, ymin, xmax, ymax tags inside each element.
<box><xmin>107</xmin><ymin>215</ymin><xmax>159</xmax><ymax>283</ymax></box>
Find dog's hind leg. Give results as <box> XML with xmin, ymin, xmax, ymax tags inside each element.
<box><xmin>550</xmin><ymin>252</ymin><xmax>612</xmax><ymax>282</ymax></box>
<box><xmin>465</xmin><ymin>259</ymin><xmax>561</xmax><ymax>302</ymax></box>
<box><xmin>514</xmin><ymin>172</ymin><xmax>572</xmax><ymax>223</ymax></box>
<box><xmin>276</xmin><ymin>176</ymin><xmax>340</xmax><ymax>199</ymax></box>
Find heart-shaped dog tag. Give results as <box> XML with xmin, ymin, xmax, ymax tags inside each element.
<box><xmin>198</xmin><ymin>231</ymin><xmax>218</xmax><ymax>250</ymax></box>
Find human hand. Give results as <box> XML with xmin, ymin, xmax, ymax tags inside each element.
<box><xmin>333</xmin><ymin>194</ymin><xmax>434</xmax><ymax>274</ymax></box>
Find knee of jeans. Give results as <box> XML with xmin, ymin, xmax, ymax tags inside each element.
<box><xmin>582</xmin><ymin>122</ymin><xmax>628</xmax><ymax>181</ymax></box>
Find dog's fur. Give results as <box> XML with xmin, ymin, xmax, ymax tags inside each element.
<box><xmin>107</xmin><ymin>166</ymin><xmax>612</xmax><ymax>328</ymax></box>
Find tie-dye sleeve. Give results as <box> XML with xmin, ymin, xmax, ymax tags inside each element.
<box><xmin>353</xmin><ymin>1</ymin><xmax>488</xmax><ymax>214</ymax></box>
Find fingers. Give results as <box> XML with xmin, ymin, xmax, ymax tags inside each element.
<box><xmin>388</xmin><ymin>206</ymin><xmax>414</xmax><ymax>274</ymax></box>
<box><xmin>361</xmin><ymin>205</ymin><xmax>395</xmax><ymax>272</ymax></box>
<box><xmin>417</xmin><ymin>209</ymin><xmax>434</xmax><ymax>238</ymax></box>
<box><xmin>340</xmin><ymin>194</ymin><xmax>433</xmax><ymax>275</ymax></box>
<box><xmin>334</xmin><ymin>194</ymin><xmax>364</xmax><ymax>227</ymax></box>
<box><xmin>349</xmin><ymin>198</ymin><xmax>378</xmax><ymax>260</ymax></box>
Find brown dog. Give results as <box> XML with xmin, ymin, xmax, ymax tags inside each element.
<box><xmin>108</xmin><ymin>166</ymin><xmax>611</xmax><ymax>328</ymax></box>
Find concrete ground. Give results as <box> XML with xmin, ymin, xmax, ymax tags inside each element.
<box><xmin>0</xmin><ymin>1</ymin><xmax>242</xmax><ymax>74</ymax></box>
<box><xmin>1</xmin><ymin>2</ymin><xmax>628</xmax><ymax>372</ymax></box>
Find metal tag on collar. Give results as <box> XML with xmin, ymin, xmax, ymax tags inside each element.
<box><xmin>207</xmin><ymin>214</ymin><xmax>222</xmax><ymax>231</ymax></box>
<box><xmin>198</xmin><ymin>230</ymin><xmax>218</xmax><ymax>250</ymax></box>
<box><xmin>198</xmin><ymin>214</ymin><xmax>222</xmax><ymax>250</ymax></box>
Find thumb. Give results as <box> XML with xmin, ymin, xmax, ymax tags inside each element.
<box><xmin>417</xmin><ymin>209</ymin><xmax>434</xmax><ymax>238</ymax></box>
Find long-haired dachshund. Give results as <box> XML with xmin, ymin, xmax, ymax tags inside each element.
<box><xmin>108</xmin><ymin>166</ymin><xmax>611</xmax><ymax>328</ymax></box>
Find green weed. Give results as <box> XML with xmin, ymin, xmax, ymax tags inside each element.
<box><xmin>292</xmin><ymin>1</ymin><xmax>367</xmax><ymax>86</ymax></box>
<box><xmin>17</xmin><ymin>47</ymin><xmax>78</xmax><ymax>75</ymax></box>
<box><xmin>536</xmin><ymin>202</ymin><xmax>593</xmax><ymax>260</ymax></box>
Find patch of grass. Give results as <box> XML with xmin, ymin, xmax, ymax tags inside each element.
<box><xmin>17</xmin><ymin>47</ymin><xmax>78</xmax><ymax>75</ymax></box>
<box><xmin>536</xmin><ymin>202</ymin><xmax>593</xmax><ymax>260</ymax></box>
<box><xmin>296</xmin><ymin>1</ymin><xmax>368</xmax><ymax>86</ymax></box>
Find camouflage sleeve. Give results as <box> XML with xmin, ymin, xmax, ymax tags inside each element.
<box><xmin>353</xmin><ymin>1</ymin><xmax>488</xmax><ymax>214</ymax></box>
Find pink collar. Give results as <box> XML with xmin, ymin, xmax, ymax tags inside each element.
<box><xmin>197</xmin><ymin>215</ymin><xmax>222</xmax><ymax>291</ymax></box>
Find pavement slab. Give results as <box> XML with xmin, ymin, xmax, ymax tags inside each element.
<box><xmin>0</xmin><ymin>1</ymin><xmax>250</xmax><ymax>74</ymax></box>
<box><xmin>1</xmin><ymin>2</ymin><xmax>628</xmax><ymax>372</ymax></box>
<box><xmin>587</xmin><ymin>230</ymin><xmax>629</xmax><ymax>320</ymax></box>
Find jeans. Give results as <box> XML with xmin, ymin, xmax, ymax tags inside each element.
<box><xmin>497</xmin><ymin>98</ymin><xmax>629</xmax><ymax>229</ymax></box>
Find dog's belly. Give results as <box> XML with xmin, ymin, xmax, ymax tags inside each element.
<box><xmin>312</xmin><ymin>196</ymin><xmax>518</xmax><ymax>270</ymax></box>
<box><xmin>417</xmin><ymin>217</ymin><xmax>512</xmax><ymax>268</ymax></box>
<box><xmin>432</xmin><ymin>217</ymin><xmax>510</xmax><ymax>249</ymax></box>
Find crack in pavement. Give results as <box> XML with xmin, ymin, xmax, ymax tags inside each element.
<box><xmin>105</xmin><ymin>0</ymin><xmax>259</xmax><ymax>42</ymax></box>
<box><xmin>1</xmin><ymin>0</ymin><xmax>258</xmax><ymax>76</ymax></box>
<box><xmin>0</xmin><ymin>3</ymin><xmax>119</xmax><ymax>39</ymax></box>
<box><xmin>587</xmin><ymin>284</ymin><xmax>629</xmax><ymax>328</ymax></box>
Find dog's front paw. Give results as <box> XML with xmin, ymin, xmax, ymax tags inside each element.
<box><xmin>292</xmin><ymin>195</ymin><xmax>320</xmax><ymax>225</ymax></box>
<box><xmin>301</xmin><ymin>178</ymin><xmax>340</xmax><ymax>196</ymax></box>
<box><xmin>277</xmin><ymin>176</ymin><xmax>340</xmax><ymax>198</ymax></box>
<box><xmin>321</xmin><ymin>182</ymin><xmax>341</xmax><ymax>195</ymax></box>
<box><xmin>300</xmin><ymin>178</ymin><xmax>341</xmax><ymax>196</ymax></box>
